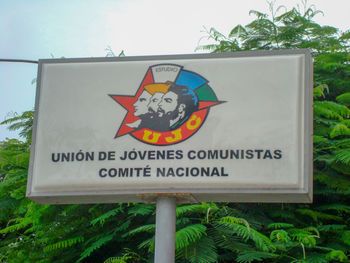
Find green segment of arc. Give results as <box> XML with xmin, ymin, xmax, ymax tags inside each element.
<box><xmin>195</xmin><ymin>84</ymin><xmax>218</xmax><ymax>101</ymax></box>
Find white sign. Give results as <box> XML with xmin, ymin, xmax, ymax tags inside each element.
<box><xmin>27</xmin><ymin>50</ymin><xmax>313</xmax><ymax>204</ymax></box>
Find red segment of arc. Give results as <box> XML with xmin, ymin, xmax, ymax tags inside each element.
<box><xmin>132</xmin><ymin>108</ymin><xmax>209</xmax><ymax>145</ymax></box>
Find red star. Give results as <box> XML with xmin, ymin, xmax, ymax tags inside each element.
<box><xmin>109</xmin><ymin>68</ymin><xmax>225</xmax><ymax>138</ymax></box>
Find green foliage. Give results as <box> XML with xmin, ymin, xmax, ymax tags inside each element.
<box><xmin>0</xmin><ymin>111</ymin><xmax>34</xmax><ymax>141</ymax></box>
<box><xmin>176</xmin><ymin>203</ymin><xmax>213</xmax><ymax>217</ymax></box>
<box><xmin>125</xmin><ymin>224</ymin><xmax>155</xmax><ymax>236</ymax></box>
<box><xmin>326</xmin><ymin>250</ymin><xmax>348</xmax><ymax>262</ymax></box>
<box><xmin>337</xmin><ymin>93</ymin><xmax>350</xmax><ymax>106</ymax></box>
<box><xmin>78</xmin><ymin>233</ymin><xmax>116</xmax><ymax>262</ymax></box>
<box><xmin>175</xmin><ymin>224</ymin><xmax>207</xmax><ymax>250</ymax></box>
<box><xmin>43</xmin><ymin>236</ymin><xmax>84</xmax><ymax>252</ymax></box>
<box><xmin>0</xmin><ymin>2</ymin><xmax>349</xmax><ymax>262</ymax></box>
<box><xmin>103</xmin><ymin>249</ymin><xmax>143</xmax><ymax>263</ymax></box>
<box><xmin>270</xmin><ymin>229</ymin><xmax>291</xmax><ymax>242</ymax></box>
<box><xmin>313</xmin><ymin>84</ymin><xmax>329</xmax><ymax>99</ymax></box>
<box><xmin>330</xmin><ymin>124</ymin><xmax>350</xmax><ymax>139</ymax></box>
<box><xmin>236</xmin><ymin>251</ymin><xmax>278</xmax><ymax>263</ymax></box>
<box><xmin>268</xmin><ymin>222</ymin><xmax>295</xmax><ymax>229</ymax></box>
<box><xmin>181</xmin><ymin>236</ymin><xmax>218</xmax><ymax>263</ymax></box>
<box><xmin>90</xmin><ymin>206</ymin><xmax>124</xmax><ymax>226</ymax></box>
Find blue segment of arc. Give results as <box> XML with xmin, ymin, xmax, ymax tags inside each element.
<box><xmin>175</xmin><ymin>70</ymin><xmax>208</xmax><ymax>91</ymax></box>
<box><xmin>175</xmin><ymin>69</ymin><xmax>218</xmax><ymax>102</ymax></box>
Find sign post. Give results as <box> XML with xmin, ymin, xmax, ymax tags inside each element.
<box><xmin>140</xmin><ymin>193</ymin><xmax>196</xmax><ymax>262</ymax></box>
<box><xmin>154</xmin><ymin>197</ymin><xmax>176</xmax><ymax>263</ymax></box>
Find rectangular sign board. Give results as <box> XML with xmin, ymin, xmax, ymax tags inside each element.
<box><xmin>27</xmin><ymin>49</ymin><xmax>313</xmax><ymax>204</ymax></box>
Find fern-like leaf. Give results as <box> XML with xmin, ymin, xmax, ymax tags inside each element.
<box><xmin>44</xmin><ymin>236</ymin><xmax>84</xmax><ymax>252</ymax></box>
<box><xmin>270</xmin><ymin>230</ymin><xmax>291</xmax><ymax>242</ymax></box>
<box><xmin>314</xmin><ymin>172</ymin><xmax>350</xmax><ymax>192</ymax></box>
<box><xmin>313</xmin><ymin>84</ymin><xmax>329</xmax><ymax>99</ymax></box>
<box><xmin>176</xmin><ymin>204</ymin><xmax>208</xmax><ymax>217</ymax></box>
<box><xmin>336</xmin><ymin>92</ymin><xmax>350</xmax><ymax>106</ymax></box>
<box><xmin>318</xmin><ymin>224</ymin><xmax>346</xmax><ymax>232</ymax></box>
<box><xmin>341</xmin><ymin>230</ymin><xmax>350</xmax><ymax>246</ymax></box>
<box><xmin>175</xmin><ymin>224</ymin><xmax>207</xmax><ymax>250</ymax></box>
<box><xmin>304</xmin><ymin>253</ymin><xmax>328</xmax><ymax>263</ymax></box>
<box><xmin>268</xmin><ymin>222</ymin><xmax>294</xmax><ymax>229</ymax></box>
<box><xmin>335</xmin><ymin>149</ymin><xmax>350</xmax><ymax>165</ymax></box>
<box><xmin>123</xmin><ymin>224</ymin><xmax>155</xmax><ymax>237</ymax></box>
<box><xmin>104</xmin><ymin>249</ymin><xmax>142</xmax><ymax>263</ymax></box>
<box><xmin>296</xmin><ymin>209</ymin><xmax>342</xmax><ymax>222</ymax></box>
<box><xmin>219</xmin><ymin>216</ymin><xmax>250</xmax><ymax>230</ymax></box>
<box><xmin>314</xmin><ymin>101</ymin><xmax>350</xmax><ymax>120</ymax></box>
<box><xmin>0</xmin><ymin>218</ymin><xmax>31</xmax><ymax>234</ymax></box>
<box><xmin>336</xmin><ymin>138</ymin><xmax>350</xmax><ymax>149</ymax></box>
<box><xmin>317</xmin><ymin>204</ymin><xmax>350</xmax><ymax>214</ymax></box>
<box><xmin>216</xmin><ymin>222</ymin><xmax>275</xmax><ymax>252</ymax></box>
<box><xmin>138</xmin><ymin>236</ymin><xmax>154</xmax><ymax>252</ymax></box>
<box><xmin>330</xmin><ymin>124</ymin><xmax>350</xmax><ymax>138</ymax></box>
<box><xmin>128</xmin><ymin>204</ymin><xmax>154</xmax><ymax>216</ymax></box>
<box><xmin>91</xmin><ymin>207</ymin><xmax>123</xmax><ymax>226</ymax></box>
<box><xmin>326</xmin><ymin>250</ymin><xmax>348</xmax><ymax>262</ymax></box>
<box><xmin>104</xmin><ymin>257</ymin><xmax>127</xmax><ymax>263</ymax></box>
<box><xmin>313</xmin><ymin>135</ymin><xmax>328</xmax><ymax>143</ymax></box>
<box><xmin>236</xmin><ymin>251</ymin><xmax>278</xmax><ymax>263</ymax></box>
<box><xmin>78</xmin><ymin>233</ymin><xmax>115</xmax><ymax>262</ymax></box>
<box><xmin>288</xmin><ymin>228</ymin><xmax>319</xmax><ymax>248</ymax></box>
<box><xmin>178</xmin><ymin>236</ymin><xmax>218</xmax><ymax>263</ymax></box>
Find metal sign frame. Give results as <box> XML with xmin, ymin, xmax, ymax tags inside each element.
<box><xmin>27</xmin><ymin>49</ymin><xmax>313</xmax><ymax>204</ymax></box>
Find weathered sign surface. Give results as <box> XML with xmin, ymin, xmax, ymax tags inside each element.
<box><xmin>27</xmin><ymin>50</ymin><xmax>313</xmax><ymax>204</ymax></box>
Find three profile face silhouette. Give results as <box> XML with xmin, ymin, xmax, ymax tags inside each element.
<box><xmin>128</xmin><ymin>83</ymin><xmax>198</xmax><ymax>132</ymax></box>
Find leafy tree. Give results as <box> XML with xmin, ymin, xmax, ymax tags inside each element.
<box><xmin>192</xmin><ymin>1</ymin><xmax>350</xmax><ymax>262</ymax></box>
<box><xmin>1</xmin><ymin>2</ymin><xmax>349</xmax><ymax>262</ymax></box>
<box><xmin>1</xmin><ymin>111</ymin><xmax>34</xmax><ymax>142</ymax></box>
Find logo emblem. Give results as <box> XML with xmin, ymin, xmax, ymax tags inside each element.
<box><xmin>110</xmin><ymin>64</ymin><xmax>224</xmax><ymax>145</ymax></box>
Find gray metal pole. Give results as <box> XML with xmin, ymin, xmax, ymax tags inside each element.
<box><xmin>154</xmin><ymin>197</ymin><xmax>176</xmax><ymax>263</ymax></box>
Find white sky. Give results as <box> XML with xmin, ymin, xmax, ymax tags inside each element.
<box><xmin>0</xmin><ymin>0</ymin><xmax>349</xmax><ymax>140</ymax></box>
